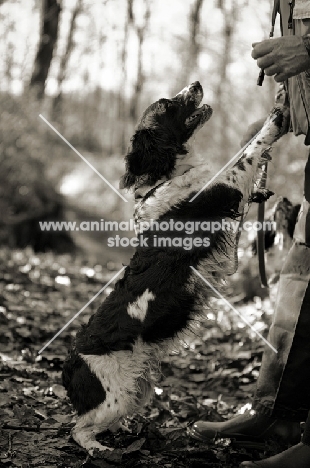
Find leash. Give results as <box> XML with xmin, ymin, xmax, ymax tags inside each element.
<box><xmin>257</xmin><ymin>0</ymin><xmax>280</xmax><ymax>86</ymax></box>
<box><xmin>256</xmin><ymin>159</ymin><xmax>269</xmax><ymax>288</ymax></box>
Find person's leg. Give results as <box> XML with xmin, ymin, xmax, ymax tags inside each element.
<box><xmin>190</xmin><ymin>155</ymin><xmax>310</xmax><ymax>443</ymax></box>
<box><xmin>239</xmin><ymin>411</ymin><xmax>310</xmax><ymax>467</ymax></box>
<box><xmin>253</xmin><ymin>241</ymin><xmax>310</xmax><ymax>421</ymax></box>
<box><xmin>254</xmin><ymin>155</ymin><xmax>310</xmax><ymax>419</ymax></box>
<box><xmin>190</xmin><ymin>242</ymin><xmax>310</xmax><ymax>443</ymax></box>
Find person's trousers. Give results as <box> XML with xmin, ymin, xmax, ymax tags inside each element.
<box><xmin>253</xmin><ymin>154</ymin><xmax>310</xmax><ymax>421</ymax></box>
<box><xmin>303</xmin><ymin>411</ymin><xmax>310</xmax><ymax>445</ymax></box>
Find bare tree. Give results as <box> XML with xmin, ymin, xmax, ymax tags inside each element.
<box><xmin>188</xmin><ymin>0</ymin><xmax>204</xmax><ymax>79</ymax></box>
<box><xmin>118</xmin><ymin>0</ymin><xmax>134</xmax><ymax>152</ymax></box>
<box><xmin>52</xmin><ymin>0</ymin><xmax>83</xmax><ymax>116</ymax></box>
<box><xmin>129</xmin><ymin>0</ymin><xmax>151</xmax><ymax>123</ymax></box>
<box><xmin>0</xmin><ymin>14</ymin><xmax>15</xmax><ymax>91</ymax></box>
<box><xmin>215</xmin><ymin>0</ymin><xmax>238</xmax><ymax>154</ymax></box>
<box><xmin>176</xmin><ymin>0</ymin><xmax>204</xmax><ymax>87</ymax></box>
<box><xmin>29</xmin><ymin>0</ymin><xmax>61</xmax><ymax>100</ymax></box>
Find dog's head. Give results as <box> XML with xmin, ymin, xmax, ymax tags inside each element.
<box><xmin>120</xmin><ymin>81</ymin><xmax>212</xmax><ymax>190</ymax></box>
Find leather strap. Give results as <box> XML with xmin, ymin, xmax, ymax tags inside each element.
<box><xmin>257</xmin><ymin>0</ymin><xmax>280</xmax><ymax>86</ymax></box>
<box><xmin>257</xmin><ymin>162</ymin><xmax>269</xmax><ymax>288</ymax></box>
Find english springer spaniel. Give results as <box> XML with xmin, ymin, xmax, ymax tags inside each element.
<box><xmin>62</xmin><ymin>82</ymin><xmax>289</xmax><ymax>455</ymax></box>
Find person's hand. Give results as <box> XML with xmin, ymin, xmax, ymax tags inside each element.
<box><xmin>240</xmin><ymin>118</ymin><xmax>265</xmax><ymax>147</ymax></box>
<box><xmin>252</xmin><ymin>36</ymin><xmax>310</xmax><ymax>82</ymax></box>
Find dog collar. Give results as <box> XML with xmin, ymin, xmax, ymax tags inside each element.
<box><xmin>134</xmin><ymin>179</ymin><xmax>167</xmax><ymax>200</ymax></box>
<box><xmin>134</xmin><ymin>163</ymin><xmax>195</xmax><ymax>201</ymax></box>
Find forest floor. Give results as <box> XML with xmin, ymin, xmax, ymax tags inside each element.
<box><xmin>0</xmin><ymin>247</ymin><xmax>290</xmax><ymax>468</ymax></box>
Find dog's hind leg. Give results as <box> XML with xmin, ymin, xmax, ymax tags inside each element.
<box><xmin>71</xmin><ymin>344</ymin><xmax>156</xmax><ymax>455</ymax></box>
<box><xmin>72</xmin><ymin>377</ymin><xmax>154</xmax><ymax>456</ymax></box>
<box><xmin>109</xmin><ymin>377</ymin><xmax>154</xmax><ymax>435</ymax></box>
<box><xmin>72</xmin><ymin>403</ymin><xmax>123</xmax><ymax>455</ymax></box>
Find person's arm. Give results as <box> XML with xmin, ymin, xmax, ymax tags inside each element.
<box><xmin>252</xmin><ymin>36</ymin><xmax>310</xmax><ymax>82</ymax></box>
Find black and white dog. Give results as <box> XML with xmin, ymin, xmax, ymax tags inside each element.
<box><xmin>62</xmin><ymin>82</ymin><xmax>289</xmax><ymax>455</ymax></box>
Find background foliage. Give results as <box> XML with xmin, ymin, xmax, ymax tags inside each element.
<box><xmin>0</xmin><ymin>0</ymin><xmax>306</xmax><ymax>259</ymax></box>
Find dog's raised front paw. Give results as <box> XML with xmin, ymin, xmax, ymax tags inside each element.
<box><xmin>249</xmin><ymin>189</ymin><xmax>274</xmax><ymax>203</ymax></box>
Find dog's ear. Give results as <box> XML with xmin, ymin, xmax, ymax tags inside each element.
<box><xmin>120</xmin><ymin>129</ymin><xmax>187</xmax><ymax>190</ymax></box>
<box><xmin>119</xmin><ymin>168</ymin><xmax>136</xmax><ymax>190</ymax></box>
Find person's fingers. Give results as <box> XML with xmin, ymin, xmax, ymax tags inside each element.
<box><xmin>251</xmin><ymin>40</ymin><xmax>274</xmax><ymax>59</ymax></box>
<box><xmin>241</xmin><ymin>134</ymin><xmax>258</xmax><ymax>147</ymax></box>
<box><xmin>264</xmin><ymin>64</ymin><xmax>280</xmax><ymax>76</ymax></box>
<box><xmin>274</xmin><ymin>72</ymin><xmax>288</xmax><ymax>82</ymax></box>
<box><xmin>256</xmin><ymin>53</ymin><xmax>274</xmax><ymax>69</ymax></box>
<box><xmin>240</xmin><ymin>136</ymin><xmax>252</xmax><ymax>147</ymax></box>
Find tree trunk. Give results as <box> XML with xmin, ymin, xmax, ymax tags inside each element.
<box><xmin>189</xmin><ymin>0</ymin><xmax>204</xmax><ymax>75</ymax></box>
<box><xmin>29</xmin><ymin>0</ymin><xmax>61</xmax><ymax>100</ymax></box>
<box><xmin>179</xmin><ymin>0</ymin><xmax>204</xmax><ymax>87</ymax></box>
<box><xmin>129</xmin><ymin>0</ymin><xmax>151</xmax><ymax>123</ymax></box>
<box><xmin>52</xmin><ymin>0</ymin><xmax>83</xmax><ymax>116</ymax></box>
<box><xmin>118</xmin><ymin>0</ymin><xmax>134</xmax><ymax>153</ymax></box>
<box><xmin>215</xmin><ymin>0</ymin><xmax>238</xmax><ymax>155</ymax></box>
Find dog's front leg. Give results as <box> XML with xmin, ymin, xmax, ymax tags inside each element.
<box><xmin>250</xmin><ymin>188</ymin><xmax>274</xmax><ymax>204</ymax></box>
<box><xmin>222</xmin><ymin>105</ymin><xmax>290</xmax><ymax>210</ymax></box>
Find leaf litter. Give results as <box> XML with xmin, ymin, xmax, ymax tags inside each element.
<box><xmin>0</xmin><ymin>247</ymin><xmax>287</xmax><ymax>467</ymax></box>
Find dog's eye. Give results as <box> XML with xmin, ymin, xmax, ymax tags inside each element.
<box><xmin>165</xmin><ymin>101</ymin><xmax>180</xmax><ymax>113</ymax></box>
<box><xmin>158</xmin><ymin>99</ymin><xmax>176</xmax><ymax>108</ymax></box>
<box><xmin>155</xmin><ymin>99</ymin><xmax>180</xmax><ymax>119</ymax></box>
<box><xmin>157</xmin><ymin>99</ymin><xmax>169</xmax><ymax>112</ymax></box>
<box><xmin>157</xmin><ymin>103</ymin><xmax>166</xmax><ymax>112</ymax></box>
<box><xmin>165</xmin><ymin>100</ymin><xmax>176</xmax><ymax>108</ymax></box>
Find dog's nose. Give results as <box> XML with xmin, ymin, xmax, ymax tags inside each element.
<box><xmin>174</xmin><ymin>81</ymin><xmax>203</xmax><ymax>102</ymax></box>
<box><xmin>190</xmin><ymin>81</ymin><xmax>201</xmax><ymax>90</ymax></box>
<box><xmin>189</xmin><ymin>81</ymin><xmax>202</xmax><ymax>94</ymax></box>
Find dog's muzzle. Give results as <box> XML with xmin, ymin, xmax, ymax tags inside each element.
<box><xmin>174</xmin><ymin>81</ymin><xmax>203</xmax><ymax>107</ymax></box>
<box><xmin>174</xmin><ymin>81</ymin><xmax>212</xmax><ymax>128</ymax></box>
